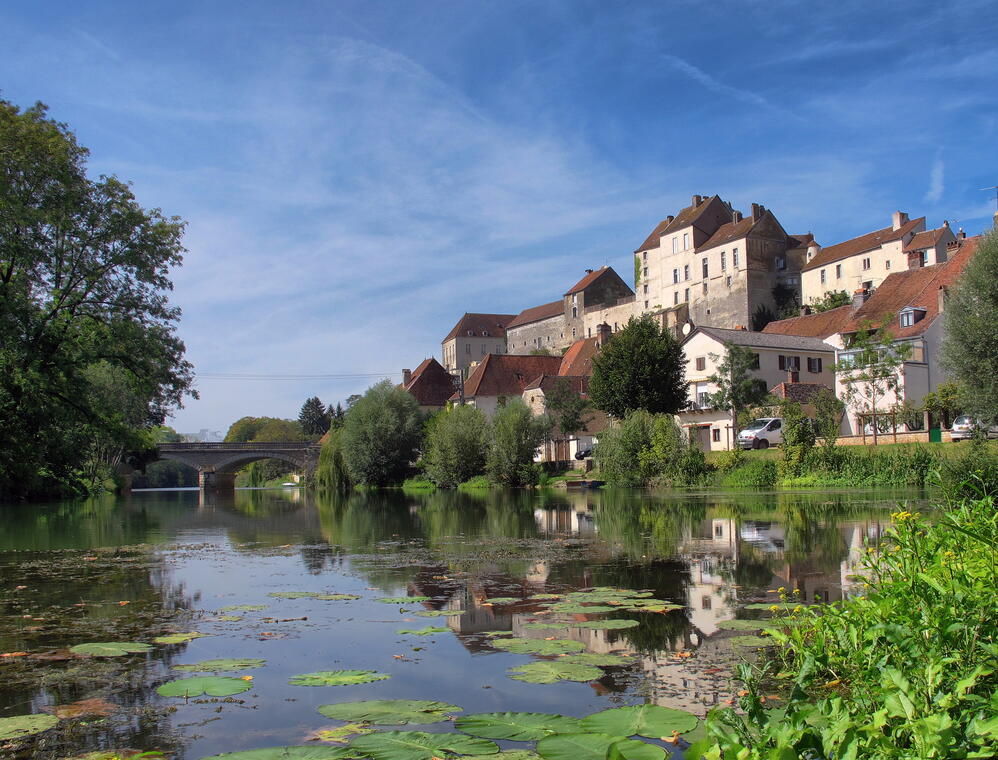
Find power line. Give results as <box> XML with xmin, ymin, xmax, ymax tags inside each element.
<box><xmin>197</xmin><ymin>372</ymin><xmax>400</xmax><ymax>381</ymax></box>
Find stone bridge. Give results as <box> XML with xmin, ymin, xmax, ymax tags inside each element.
<box><xmin>153</xmin><ymin>441</ymin><xmax>321</xmax><ymax>491</ymax></box>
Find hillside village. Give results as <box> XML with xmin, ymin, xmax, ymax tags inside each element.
<box><xmin>400</xmin><ymin>193</ymin><xmax>991</xmax><ymax>456</ymax></box>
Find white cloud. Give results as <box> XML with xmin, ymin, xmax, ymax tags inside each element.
<box><xmin>925</xmin><ymin>157</ymin><xmax>945</xmax><ymax>203</ymax></box>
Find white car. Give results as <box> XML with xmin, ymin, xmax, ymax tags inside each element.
<box><xmin>950</xmin><ymin>415</ymin><xmax>998</xmax><ymax>441</ymax></box>
<box><xmin>737</xmin><ymin>418</ymin><xmax>784</xmax><ymax>450</ymax></box>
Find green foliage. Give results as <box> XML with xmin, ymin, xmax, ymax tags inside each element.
<box><xmin>751</xmin><ymin>303</ymin><xmax>777</xmax><ymax>331</ymax></box>
<box><xmin>174</xmin><ymin>659</ymin><xmax>266</xmax><ymax>672</ymax></box>
<box><xmin>288</xmin><ymin>670</ymin><xmax>390</xmax><ymax>686</ymax></box>
<box><xmin>400</xmin><ymin>477</ymin><xmax>436</xmax><ymax>492</ymax></box>
<box><xmin>589</xmin><ymin>316</ymin><xmax>687</xmax><ymax>418</ymax></box>
<box><xmin>316</xmin><ymin>427</ymin><xmax>351</xmax><ymax>492</ymax></box>
<box><xmin>699</xmin><ymin>498</ymin><xmax>998</xmax><ymax>759</ymax></box>
<box><xmin>299</xmin><ymin>396</ymin><xmax>331</xmax><ymax>438</ymax></box>
<box><xmin>507</xmin><ymin>661</ymin><xmax>603</xmax><ymax>684</ymax></box>
<box><xmin>342</xmin><ymin>380</ymin><xmax>424</xmax><ymax>486</ymax></box>
<box><xmin>544</xmin><ymin>378</ymin><xmax>591</xmax><ymax>437</ymax></box>
<box><xmin>458</xmin><ymin>475</ymin><xmax>492</xmax><ymax>491</ymax></box>
<box><xmin>455</xmin><ymin>713</ymin><xmax>583</xmax><ymax>741</ymax></box>
<box><xmin>708</xmin><ymin>343</ymin><xmax>770</xmax><ymax>433</ymax></box>
<box><xmin>808</xmin><ymin>289</ymin><xmax>851</xmax><ymax>312</ymax></box>
<box><xmin>779</xmin><ymin>401</ymin><xmax>815</xmax><ymax>478</ymax></box>
<box><xmin>717</xmin><ymin>458</ymin><xmax>777</xmax><ymax>489</ymax></box>
<box><xmin>595</xmin><ymin>411</ymin><xmax>711</xmax><ymax>487</ymax></box>
<box><xmin>68</xmin><ymin>641</ymin><xmax>153</xmax><ymax>657</ymax></box>
<box><xmin>772</xmin><ymin>282</ymin><xmax>800</xmax><ymax>320</ymax></box>
<box><xmin>349</xmin><ymin>730</ymin><xmax>498</xmax><ymax>760</ymax></box>
<box><xmin>200</xmin><ymin>749</ymin><xmax>350</xmax><ymax>760</ymax></box>
<box><xmin>922</xmin><ymin>380</ymin><xmax>965</xmax><ymax>428</ymax></box>
<box><xmin>485</xmin><ymin>400</ymin><xmax>549</xmax><ymax>487</ymax></box>
<box><xmin>536</xmin><ymin>733</ymin><xmax>663</xmax><ymax>760</ymax></box>
<box><xmin>0</xmin><ymin>714</ymin><xmax>59</xmax><ymax>741</ymax></box>
<box><xmin>156</xmin><ymin>676</ymin><xmax>253</xmax><ymax>698</ymax></box>
<box><xmin>943</xmin><ymin>230</ymin><xmax>998</xmax><ymax>421</ymax></box>
<box><xmin>633</xmin><ymin>254</ymin><xmax>641</xmax><ymax>287</ymax></box>
<box><xmin>581</xmin><ymin>705</ymin><xmax>698</xmax><ymax>738</ymax></box>
<box><xmin>423</xmin><ymin>405</ymin><xmax>488</xmax><ymax>488</ymax></box>
<box><xmin>490</xmin><ymin>637</ymin><xmax>585</xmax><ymax>655</ymax></box>
<box><xmin>0</xmin><ymin>100</ymin><xmax>195</xmax><ymax>500</ymax></box>
<box><xmin>315</xmin><ymin>699</ymin><xmax>462</xmax><ymax>725</ymax></box>
<box><xmin>225</xmin><ymin>417</ymin><xmax>304</xmax><ymax>443</ymax></box>
<box><xmin>812</xmin><ymin>386</ymin><xmax>844</xmax><ymax>448</ymax></box>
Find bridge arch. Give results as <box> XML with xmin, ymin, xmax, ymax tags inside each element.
<box><xmin>149</xmin><ymin>442</ymin><xmax>321</xmax><ymax>492</ymax></box>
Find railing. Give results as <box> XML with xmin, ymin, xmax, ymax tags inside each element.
<box><xmin>158</xmin><ymin>442</ymin><xmax>319</xmax><ymax>450</ymax></box>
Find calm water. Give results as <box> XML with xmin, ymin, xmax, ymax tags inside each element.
<box><xmin>0</xmin><ymin>487</ymin><xmax>923</xmax><ymax>758</ymax></box>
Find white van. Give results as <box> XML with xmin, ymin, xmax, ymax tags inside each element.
<box><xmin>737</xmin><ymin>418</ymin><xmax>784</xmax><ymax>450</ymax></box>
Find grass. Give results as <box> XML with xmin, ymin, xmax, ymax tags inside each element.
<box><xmin>457</xmin><ymin>475</ymin><xmax>492</xmax><ymax>491</ymax></box>
<box><xmin>400</xmin><ymin>477</ymin><xmax>436</xmax><ymax>492</ymax></box>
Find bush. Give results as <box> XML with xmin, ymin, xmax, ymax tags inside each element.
<box><xmin>422</xmin><ymin>405</ymin><xmax>488</xmax><ymax>488</ymax></box>
<box><xmin>779</xmin><ymin>400</ymin><xmax>815</xmax><ymax>479</ymax></box>
<box><xmin>401</xmin><ymin>476</ymin><xmax>436</xmax><ymax>492</ymax></box>
<box><xmin>717</xmin><ymin>458</ymin><xmax>778</xmax><ymax>489</ymax></box>
<box><xmin>315</xmin><ymin>428</ymin><xmax>351</xmax><ymax>492</ymax></box>
<box><xmin>485</xmin><ymin>400</ymin><xmax>550</xmax><ymax>487</ymax></box>
<box><xmin>342</xmin><ymin>380</ymin><xmax>424</xmax><ymax>486</ymax></box>
<box><xmin>458</xmin><ymin>475</ymin><xmax>492</xmax><ymax>491</ymax></box>
<box><xmin>595</xmin><ymin>411</ymin><xmax>712</xmax><ymax>487</ymax></box>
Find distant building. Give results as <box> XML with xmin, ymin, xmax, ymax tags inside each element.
<box><xmin>441</xmin><ymin>313</ymin><xmax>515</xmax><ymax>377</ymax></box>
<box><xmin>453</xmin><ymin>354</ymin><xmax>563</xmax><ymax>416</ymax></box>
<box><xmin>401</xmin><ymin>358</ymin><xmax>456</xmax><ymax>412</ymax></box>
<box><xmin>505</xmin><ymin>300</ymin><xmax>566</xmax><ymax>354</ymax></box>
<box><xmin>180</xmin><ymin>428</ymin><xmax>223</xmax><ymax>442</ymax></box>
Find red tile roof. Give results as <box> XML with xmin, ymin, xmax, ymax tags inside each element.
<box><xmin>762</xmin><ymin>305</ymin><xmax>854</xmax><ymax>339</ymax></box>
<box><xmin>507</xmin><ymin>300</ymin><xmax>563</xmax><ymax>329</ymax></box>
<box><xmin>459</xmin><ymin>354</ymin><xmax>563</xmax><ymax>399</ymax></box>
<box><xmin>443</xmin><ymin>313</ymin><xmax>516</xmax><ymax>341</ymax></box>
<box><xmin>634</xmin><ymin>195</ymin><xmax>721</xmax><ymax>252</ymax></box>
<box><xmin>558</xmin><ymin>337</ymin><xmax>599</xmax><ymax>377</ymax></box>
<box><xmin>840</xmin><ymin>235</ymin><xmax>979</xmax><ymax>338</ymax></box>
<box><xmin>801</xmin><ymin>217</ymin><xmax>924</xmax><ymax>272</ymax></box>
<box><xmin>904</xmin><ymin>226</ymin><xmax>948</xmax><ymax>252</ymax></box>
<box><xmin>402</xmin><ymin>358</ymin><xmax>455</xmax><ymax>407</ymax></box>
<box><xmin>788</xmin><ymin>233</ymin><xmax>816</xmax><ymax>249</ymax></box>
<box><xmin>564</xmin><ymin>266</ymin><xmax>615</xmax><ymax>296</ymax></box>
<box><xmin>523</xmin><ymin>374</ymin><xmax>589</xmax><ymax>394</ymax></box>
<box><xmin>695</xmin><ymin>216</ymin><xmax>757</xmax><ymax>251</ymax></box>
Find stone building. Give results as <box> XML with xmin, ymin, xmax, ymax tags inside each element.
<box><xmin>634</xmin><ymin>194</ymin><xmax>809</xmax><ymax>331</ymax></box>
<box><xmin>441</xmin><ymin>313</ymin><xmax>515</xmax><ymax>377</ymax></box>
<box><xmin>505</xmin><ymin>300</ymin><xmax>566</xmax><ymax>354</ymax></box>
<box><xmin>401</xmin><ymin>358</ymin><xmax>456</xmax><ymax>412</ymax></box>
<box><xmin>564</xmin><ymin>266</ymin><xmax>635</xmax><ymax>342</ymax></box>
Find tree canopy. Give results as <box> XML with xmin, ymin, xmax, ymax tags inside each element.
<box><xmin>588</xmin><ymin>316</ymin><xmax>687</xmax><ymax>418</ymax></box>
<box><xmin>342</xmin><ymin>380</ymin><xmax>423</xmax><ymax>486</ymax></box>
<box><xmin>707</xmin><ymin>343</ymin><xmax>770</xmax><ymax>434</ymax></box>
<box><xmin>298</xmin><ymin>396</ymin><xmax>331</xmax><ymax>437</ymax></box>
<box><xmin>0</xmin><ymin>100</ymin><xmax>195</xmax><ymax>499</ymax></box>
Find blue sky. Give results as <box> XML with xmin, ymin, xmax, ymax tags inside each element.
<box><xmin>3</xmin><ymin>0</ymin><xmax>997</xmax><ymax>433</ymax></box>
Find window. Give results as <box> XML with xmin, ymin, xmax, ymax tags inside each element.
<box><xmin>886</xmin><ymin>260</ymin><xmax>892</xmax><ymax>270</ymax></box>
<box><xmin>695</xmin><ymin>357</ymin><xmax>706</xmax><ymax>371</ymax></box>
<box><xmin>588</xmin><ymin>327</ymin><xmax>591</xmax><ymax>337</ymax></box>
<box><xmin>702</xmin><ymin>595</ymin><xmax>712</xmax><ymax>610</ymax></box>
<box><xmin>726</xmin><ymin>275</ymin><xmax>732</xmax><ymax>287</ymax></box>
<box><xmin>712</xmin><ymin>428</ymin><xmax>721</xmax><ymax>442</ymax></box>
<box><xmin>672</xmin><ymin>237</ymin><xmax>679</xmax><ymax>254</ymax></box>
<box><xmin>673</xmin><ymin>291</ymin><xmax>679</xmax><ymax>305</ymax></box>
<box><xmin>900</xmin><ymin>311</ymin><xmax>913</xmax><ymax>327</ymax></box>
<box><xmin>807</xmin><ymin>357</ymin><xmax>823</xmax><ymax>373</ymax></box>
<box><xmin>820</xmin><ymin>269</ymin><xmax>826</xmax><ymax>284</ymax></box>
<box><xmin>684</xmin><ymin>264</ymin><xmax>690</xmax><ymax>280</ymax></box>
<box><xmin>714</xmin><ymin>524</ymin><xmax>724</xmax><ymax>537</ymax></box>
<box><xmin>572</xmin><ymin>306</ymin><xmax>578</xmax><ymax>318</ymax></box>
<box><xmin>862</xmin><ymin>258</ymin><xmax>871</xmax><ymax>271</ymax></box>
<box><xmin>733</xmin><ymin>248</ymin><xmax>739</xmax><ymax>268</ymax></box>
<box><xmin>776</xmin><ymin>256</ymin><xmax>786</xmax><ymax>270</ymax></box>
<box><xmin>643</xmin><ymin>283</ymin><xmax>648</xmax><ymax>294</ymax></box>
<box><xmin>721</xmin><ymin>251</ymin><xmax>727</xmax><ymax>271</ymax></box>
<box><xmin>572</xmin><ymin>328</ymin><xmax>576</xmax><ymax>338</ymax></box>
<box><xmin>702</xmin><ymin>258</ymin><xmax>709</xmax><ymax>278</ymax></box>
<box><xmin>643</xmin><ymin>266</ymin><xmax>648</xmax><ymax>277</ymax></box>
<box><xmin>684</xmin><ymin>288</ymin><xmax>690</xmax><ymax>302</ymax></box>
<box><xmin>673</xmin><ymin>268</ymin><xmax>680</xmax><ymax>283</ymax></box>
<box><xmin>465</xmin><ymin>344</ymin><xmax>470</xmax><ymax>354</ymax></box>
<box><xmin>835</xmin><ymin>264</ymin><xmax>842</xmax><ymax>279</ymax></box>
<box><xmin>778</xmin><ymin>355</ymin><xmax>800</xmax><ymax>371</ymax></box>
<box><xmin>698</xmin><ymin>390</ymin><xmax>711</xmax><ymax>407</ymax></box>
<box><xmin>644</xmin><ymin>300</ymin><xmax>648</xmax><ymax>309</ymax></box>
<box><xmin>683</xmin><ymin>232</ymin><xmax>690</xmax><ymax>250</ymax></box>
<box><xmin>642</xmin><ymin>251</ymin><xmax>647</xmax><ymax>261</ymax></box>
<box><xmin>750</xmin><ymin>353</ymin><xmax>760</xmax><ymax>369</ymax></box>
<box><xmin>702</xmin><ymin>282</ymin><xmax>708</xmax><ymax>295</ymax></box>
<box><xmin>481</xmin><ymin>345</ymin><xmax>486</xmax><ymax>355</ymax></box>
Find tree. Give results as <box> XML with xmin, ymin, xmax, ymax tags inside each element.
<box><xmin>812</xmin><ymin>387</ymin><xmax>845</xmax><ymax>449</ymax></box>
<box><xmin>422</xmin><ymin>405</ymin><xmax>488</xmax><ymax>488</ymax></box>
<box><xmin>342</xmin><ymin>380</ymin><xmax>423</xmax><ymax>486</ymax></box>
<box><xmin>772</xmin><ymin>283</ymin><xmax>800</xmax><ymax>320</ymax></box>
<box><xmin>224</xmin><ymin>416</ymin><xmax>303</xmax><ymax>443</ymax></box>
<box><xmin>0</xmin><ymin>100</ymin><xmax>195</xmax><ymax>500</ymax></box>
<box><xmin>942</xmin><ymin>230</ymin><xmax>998</xmax><ymax>422</ymax></box>
<box><xmin>751</xmin><ymin>304</ymin><xmax>777</xmax><ymax>331</ymax></box>
<box><xmin>707</xmin><ymin>343</ymin><xmax>770</xmax><ymax>438</ymax></box>
<box><xmin>779</xmin><ymin>400</ymin><xmax>815</xmax><ymax>478</ymax></box>
<box><xmin>589</xmin><ymin>315</ymin><xmax>687</xmax><ymax>418</ymax></box>
<box><xmin>299</xmin><ymin>396</ymin><xmax>330</xmax><ymax>437</ymax></box>
<box><xmin>328</xmin><ymin>403</ymin><xmax>346</xmax><ymax>429</ymax></box>
<box><xmin>835</xmin><ymin>321</ymin><xmax>911</xmax><ymax>444</ymax></box>
<box><xmin>922</xmin><ymin>381</ymin><xmax>964</xmax><ymax>429</ymax></box>
<box><xmin>486</xmin><ymin>400</ymin><xmax>550</xmax><ymax>487</ymax></box>
<box><xmin>809</xmin><ymin>290</ymin><xmax>851</xmax><ymax>312</ymax></box>
<box><xmin>545</xmin><ymin>378</ymin><xmax>591</xmax><ymax>438</ymax></box>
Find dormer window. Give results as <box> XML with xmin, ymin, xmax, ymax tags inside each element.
<box><xmin>899</xmin><ymin>307</ymin><xmax>926</xmax><ymax>328</ymax></box>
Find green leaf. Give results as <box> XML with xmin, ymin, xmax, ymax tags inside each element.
<box><xmin>153</xmin><ymin>632</ymin><xmax>206</xmax><ymax>644</ymax></box>
<box><xmin>216</xmin><ymin>615</ymin><xmax>244</xmax><ymax>621</ymax></box>
<box><xmin>715</xmin><ymin>619</ymin><xmax>767</xmax><ymax>631</ymax></box>
<box><xmin>68</xmin><ymin>641</ymin><xmax>153</xmax><ymax>657</ymax></box>
<box><xmin>467</xmin><ymin>752</ymin><xmax>541</xmax><ymax>760</ymax></box>
<box><xmin>0</xmin><ymin>713</ymin><xmax>59</xmax><ymax>740</ymax></box>
<box><xmin>508</xmin><ymin>661</ymin><xmax>602</xmax><ymax>684</ymax></box>
<box><xmin>200</xmin><ymin>748</ymin><xmax>357</xmax><ymax>760</ymax></box>
<box><xmin>490</xmin><ymin>637</ymin><xmax>585</xmax><ymax>655</ymax></box>
<box><xmin>536</xmin><ymin>733</ymin><xmax>630</xmax><ymax>760</ymax></box>
<box><xmin>729</xmin><ymin>635</ymin><xmax>772</xmax><ymax>648</ymax></box>
<box><xmin>377</xmin><ymin>597</ymin><xmax>431</xmax><ymax>604</ymax></box>
<box><xmin>742</xmin><ymin>603</ymin><xmax>800</xmax><ymax>610</ymax></box>
<box><xmin>558</xmin><ymin>653</ymin><xmax>633</xmax><ymax>667</ymax></box>
<box><xmin>455</xmin><ymin>712</ymin><xmax>584</xmax><ymax>740</ymax></box>
<box><xmin>316</xmin><ymin>594</ymin><xmax>362</xmax><ymax>601</ymax></box>
<box><xmin>528</xmin><ymin>594</ymin><xmax>563</xmax><ymax>600</ymax></box>
<box><xmin>546</xmin><ymin>604</ymin><xmax>617</xmax><ymax>614</ymax></box>
<box><xmin>156</xmin><ymin>676</ymin><xmax>253</xmax><ymax>697</ymax></box>
<box><xmin>219</xmin><ymin>604</ymin><xmax>268</xmax><ymax>612</ymax></box>
<box><xmin>290</xmin><ymin>670</ymin><xmax>391</xmax><ymax>686</ymax></box>
<box><xmin>311</xmin><ymin>723</ymin><xmax>376</xmax><ymax>744</ymax></box>
<box><xmin>396</xmin><ymin>627</ymin><xmax>450</xmax><ymax>636</ymax></box>
<box><xmin>605</xmin><ymin>739</ymin><xmax>666</xmax><ymax>760</ymax></box>
<box><xmin>581</xmin><ymin>705</ymin><xmax>698</xmax><ymax>738</ymax></box>
<box><xmin>572</xmin><ymin>620</ymin><xmax>639</xmax><ymax>630</ymax></box>
<box><xmin>174</xmin><ymin>658</ymin><xmax>266</xmax><ymax>672</ymax></box>
<box><xmin>317</xmin><ymin>700</ymin><xmax>462</xmax><ymax>724</ymax></box>
<box><xmin>414</xmin><ymin>609</ymin><xmax>464</xmax><ymax>617</ymax></box>
<box><xmin>268</xmin><ymin>591</ymin><xmax>321</xmax><ymax>599</ymax></box>
<box><xmin>349</xmin><ymin>731</ymin><xmax>498</xmax><ymax>760</ymax></box>
<box><xmin>522</xmin><ymin>623</ymin><xmax>569</xmax><ymax>630</ymax></box>
<box><xmin>484</xmin><ymin>597</ymin><xmax>519</xmax><ymax>604</ymax></box>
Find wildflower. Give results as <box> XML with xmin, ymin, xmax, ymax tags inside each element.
<box><xmin>770</xmin><ymin>605</ymin><xmax>780</xmax><ymax>612</ymax></box>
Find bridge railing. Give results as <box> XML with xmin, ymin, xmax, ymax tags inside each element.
<box><xmin>158</xmin><ymin>442</ymin><xmax>320</xmax><ymax>450</ymax></box>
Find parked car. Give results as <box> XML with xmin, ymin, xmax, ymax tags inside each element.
<box><xmin>950</xmin><ymin>415</ymin><xmax>998</xmax><ymax>441</ymax></box>
<box><xmin>575</xmin><ymin>447</ymin><xmax>593</xmax><ymax>460</ymax></box>
<box><xmin>737</xmin><ymin>417</ymin><xmax>784</xmax><ymax>449</ymax></box>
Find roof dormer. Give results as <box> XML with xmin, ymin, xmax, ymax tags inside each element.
<box><xmin>899</xmin><ymin>306</ymin><xmax>926</xmax><ymax>329</ymax></box>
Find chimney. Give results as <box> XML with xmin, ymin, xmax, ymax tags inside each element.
<box><xmin>584</xmin><ymin>268</ymin><xmax>594</xmax><ymax>275</ymax></box>
<box><xmin>666</xmin><ymin>215</ymin><xmax>674</xmax><ymax>223</ymax></box>
<box><xmin>800</xmin><ymin>305</ymin><xmax>812</xmax><ymax>317</ymax></box>
<box><xmin>892</xmin><ymin>210</ymin><xmax>909</xmax><ymax>231</ymax></box>
<box><xmin>596</xmin><ymin>322</ymin><xmax>612</xmax><ymax>347</ymax></box>
<box><xmin>938</xmin><ymin>285</ymin><xmax>948</xmax><ymax>314</ymax></box>
<box><xmin>751</xmin><ymin>203</ymin><xmax>763</xmax><ymax>222</ymax></box>
<box><xmin>959</xmin><ymin>228</ymin><xmax>966</xmax><ymax>239</ymax></box>
<box><xmin>402</xmin><ymin>368</ymin><xmax>412</xmax><ymax>386</ymax></box>
<box><xmin>851</xmin><ymin>288</ymin><xmax>869</xmax><ymax>310</ymax></box>
<box><xmin>692</xmin><ymin>194</ymin><xmax>703</xmax><ymax>206</ymax></box>
<box><xmin>732</xmin><ymin>209</ymin><xmax>743</xmax><ymax>223</ymax></box>
<box><xmin>942</xmin><ymin>219</ymin><xmax>949</xmax><ymax>228</ymax></box>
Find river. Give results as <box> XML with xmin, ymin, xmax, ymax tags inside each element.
<box><xmin>0</xmin><ymin>486</ymin><xmax>923</xmax><ymax>759</ymax></box>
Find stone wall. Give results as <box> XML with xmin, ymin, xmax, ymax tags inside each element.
<box><xmin>506</xmin><ymin>314</ymin><xmax>569</xmax><ymax>355</ymax></box>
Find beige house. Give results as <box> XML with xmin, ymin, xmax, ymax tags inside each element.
<box><xmin>800</xmin><ymin>211</ymin><xmax>925</xmax><ymax>304</ymax></box>
<box><xmin>522</xmin><ymin>375</ymin><xmax>607</xmax><ymax>461</ymax></box>
<box><xmin>680</xmin><ymin>326</ymin><xmax>837</xmax><ymax>450</ymax></box>
<box><xmin>441</xmin><ymin>313</ymin><xmax>515</xmax><ymax>377</ymax></box>
<box><xmin>454</xmin><ymin>354</ymin><xmax>562</xmax><ymax>417</ymax></box>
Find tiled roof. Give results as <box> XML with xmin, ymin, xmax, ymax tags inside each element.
<box><xmin>443</xmin><ymin>313</ymin><xmax>516</xmax><ymax>341</ymax></box>
<box><xmin>840</xmin><ymin>235</ymin><xmax>979</xmax><ymax>339</ymax></box>
<box><xmin>788</xmin><ymin>233</ymin><xmax>816</xmax><ymax>248</ymax></box>
<box><xmin>904</xmin><ymin>226</ymin><xmax>948</xmax><ymax>252</ymax></box>
<box><xmin>769</xmin><ymin>382</ymin><xmax>832</xmax><ymax>403</ymax></box>
<box><xmin>691</xmin><ymin>326</ymin><xmax>837</xmax><ymax>352</ymax></box>
<box><xmin>402</xmin><ymin>358</ymin><xmax>454</xmax><ymax>407</ymax></box>
<box><xmin>634</xmin><ymin>195</ymin><xmax>720</xmax><ymax>252</ymax></box>
<box><xmin>507</xmin><ymin>300</ymin><xmax>563</xmax><ymax>329</ymax></box>
<box><xmin>801</xmin><ymin>217</ymin><xmax>924</xmax><ymax>272</ymax></box>
<box><xmin>564</xmin><ymin>266</ymin><xmax>616</xmax><ymax>296</ymax></box>
<box><xmin>460</xmin><ymin>354</ymin><xmax>563</xmax><ymax>399</ymax></box>
<box><xmin>696</xmin><ymin>216</ymin><xmax>756</xmax><ymax>251</ymax></box>
<box><xmin>762</xmin><ymin>305</ymin><xmax>854</xmax><ymax>339</ymax></box>
<box><xmin>523</xmin><ymin>374</ymin><xmax>589</xmax><ymax>394</ymax></box>
<box><xmin>558</xmin><ymin>336</ymin><xmax>599</xmax><ymax>377</ymax></box>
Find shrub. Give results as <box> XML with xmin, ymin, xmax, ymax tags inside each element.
<box><xmin>779</xmin><ymin>400</ymin><xmax>815</xmax><ymax>479</ymax></box>
<box><xmin>458</xmin><ymin>474</ymin><xmax>491</xmax><ymax>491</ymax></box>
<box><xmin>315</xmin><ymin>428</ymin><xmax>351</xmax><ymax>492</ymax></box>
<box><xmin>342</xmin><ymin>380</ymin><xmax>423</xmax><ymax>486</ymax></box>
<box><xmin>717</xmin><ymin>458</ymin><xmax>777</xmax><ymax>489</ymax></box>
<box><xmin>422</xmin><ymin>405</ymin><xmax>488</xmax><ymax>488</ymax></box>
<box><xmin>485</xmin><ymin>400</ymin><xmax>550</xmax><ymax>487</ymax></box>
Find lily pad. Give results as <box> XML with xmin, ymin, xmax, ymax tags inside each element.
<box><xmin>156</xmin><ymin>676</ymin><xmax>253</xmax><ymax>697</ymax></box>
<box><xmin>558</xmin><ymin>653</ymin><xmax>633</xmax><ymax>667</ymax></box>
<box><xmin>536</xmin><ymin>734</ymin><xmax>664</xmax><ymax>760</ymax></box>
<box><xmin>310</xmin><ymin>723</ymin><xmax>376</xmax><ymax>744</ymax></box>
<box><xmin>153</xmin><ymin>631</ymin><xmax>205</xmax><ymax>644</ymax></box>
<box><xmin>68</xmin><ymin>642</ymin><xmax>152</xmax><ymax>657</ymax></box>
<box><xmin>468</xmin><ymin>752</ymin><xmax>541</xmax><ymax>760</ymax></box>
<box><xmin>484</xmin><ymin>597</ymin><xmax>519</xmax><ymax>604</ymax></box>
<box><xmin>0</xmin><ymin>713</ymin><xmax>59</xmax><ymax>741</ymax></box>
<box><xmin>349</xmin><ymin>731</ymin><xmax>498</xmax><ymax>760</ymax></box>
<box><xmin>377</xmin><ymin>597</ymin><xmax>431</xmax><ymax>604</ymax></box>
<box><xmin>396</xmin><ymin>627</ymin><xmax>450</xmax><ymax>636</ymax></box>
<box><xmin>317</xmin><ymin>700</ymin><xmax>462</xmax><ymax>724</ymax></box>
<box><xmin>201</xmin><ymin>748</ymin><xmax>356</xmax><ymax>760</ymax></box>
<box><xmin>522</xmin><ymin>623</ymin><xmax>568</xmax><ymax>630</ymax></box>
<box><xmin>581</xmin><ymin>705</ymin><xmax>699</xmax><ymax>738</ymax></box>
<box><xmin>546</xmin><ymin>604</ymin><xmax>616</xmax><ymax>614</ymax></box>
<box><xmin>508</xmin><ymin>661</ymin><xmax>602</xmax><ymax>684</ymax></box>
<box><xmin>290</xmin><ymin>670</ymin><xmax>391</xmax><ymax>686</ymax></box>
<box><xmin>729</xmin><ymin>635</ymin><xmax>772</xmax><ymax>648</ymax></box>
<box><xmin>268</xmin><ymin>591</ymin><xmax>320</xmax><ymax>599</ymax></box>
<box><xmin>216</xmin><ymin>615</ymin><xmax>243</xmax><ymax>621</ymax></box>
<box><xmin>456</xmin><ymin>712</ymin><xmax>583</xmax><ymax>740</ymax></box>
<box><xmin>173</xmin><ymin>658</ymin><xmax>266</xmax><ymax>672</ymax></box>
<box><xmin>528</xmin><ymin>594</ymin><xmax>563</xmax><ymax>600</ymax></box>
<box><xmin>490</xmin><ymin>638</ymin><xmax>585</xmax><ymax>655</ymax></box>
<box><xmin>220</xmin><ymin>604</ymin><xmax>267</xmax><ymax>612</ymax></box>
<box><xmin>414</xmin><ymin>609</ymin><xmax>464</xmax><ymax>617</ymax></box>
<box><xmin>316</xmin><ymin>594</ymin><xmax>362</xmax><ymax>601</ymax></box>
<box><xmin>716</xmin><ymin>619</ymin><xmax>766</xmax><ymax>631</ymax></box>
<box><xmin>573</xmin><ymin>620</ymin><xmax>639</xmax><ymax>630</ymax></box>
<box><xmin>742</xmin><ymin>602</ymin><xmax>800</xmax><ymax>610</ymax></box>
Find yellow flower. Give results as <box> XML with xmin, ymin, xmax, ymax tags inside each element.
<box><xmin>240</xmin><ymin>675</ymin><xmax>254</xmax><ymax>681</ymax></box>
<box><xmin>770</xmin><ymin>605</ymin><xmax>780</xmax><ymax>612</ymax></box>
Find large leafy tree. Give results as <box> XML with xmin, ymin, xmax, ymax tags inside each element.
<box><xmin>298</xmin><ymin>396</ymin><xmax>330</xmax><ymax>437</ymax></box>
<box><xmin>342</xmin><ymin>380</ymin><xmax>423</xmax><ymax>486</ymax></box>
<box><xmin>942</xmin><ymin>231</ymin><xmax>998</xmax><ymax>421</ymax></box>
<box><xmin>707</xmin><ymin>343</ymin><xmax>770</xmax><ymax>436</ymax></box>
<box><xmin>809</xmin><ymin>290</ymin><xmax>851</xmax><ymax>313</ymax></box>
<box><xmin>545</xmin><ymin>378</ymin><xmax>591</xmax><ymax>438</ymax></box>
<box><xmin>486</xmin><ymin>399</ymin><xmax>550</xmax><ymax>487</ymax></box>
<box><xmin>422</xmin><ymin>404</ymin><xmax>488</xmax><ymax>488</ymax></box>
<box><xmin>0</xmin><ymin>100</ymin><xmax>195</xmax><ymax>499</ymax></box>
<box><xmin>589</xmin><ymin>315</ymin><xmax>687</xmax><ymax>418</ymax></box>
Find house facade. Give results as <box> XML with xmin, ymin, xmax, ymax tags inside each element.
<box><xmin>441</xmin><ymin>313</ymin><xmax>515</xmax><ymax>377</ymax></box>
<box><xmin>454</xmin><ymin>354</ymin><xmax>563</xmax><ymax>417</ymax></box>
<box><xmin>522</xmin><ymin>375</ymin><xmax>607</xmax><ymax>461</ymax></box>
<box><xmin>401</xmin><ymin>358</ymin><xmax>456</xmax><ymax>412</ymax></box>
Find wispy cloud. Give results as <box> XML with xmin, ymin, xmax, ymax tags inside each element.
<box><xmin>925</xmin><ymin>157</ymin><xmax>945</xmax><ymax>203</ymax></box>
<box><xmin>658</xmin><ymin>53</ymin><xmax>774</xmax><ymax>112</ymax></box>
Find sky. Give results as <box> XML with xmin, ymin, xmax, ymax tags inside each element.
<box><xmin>3</xmin><ymin>0</ymin><xmax>998</xmax><ymax>434</ymax></box>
